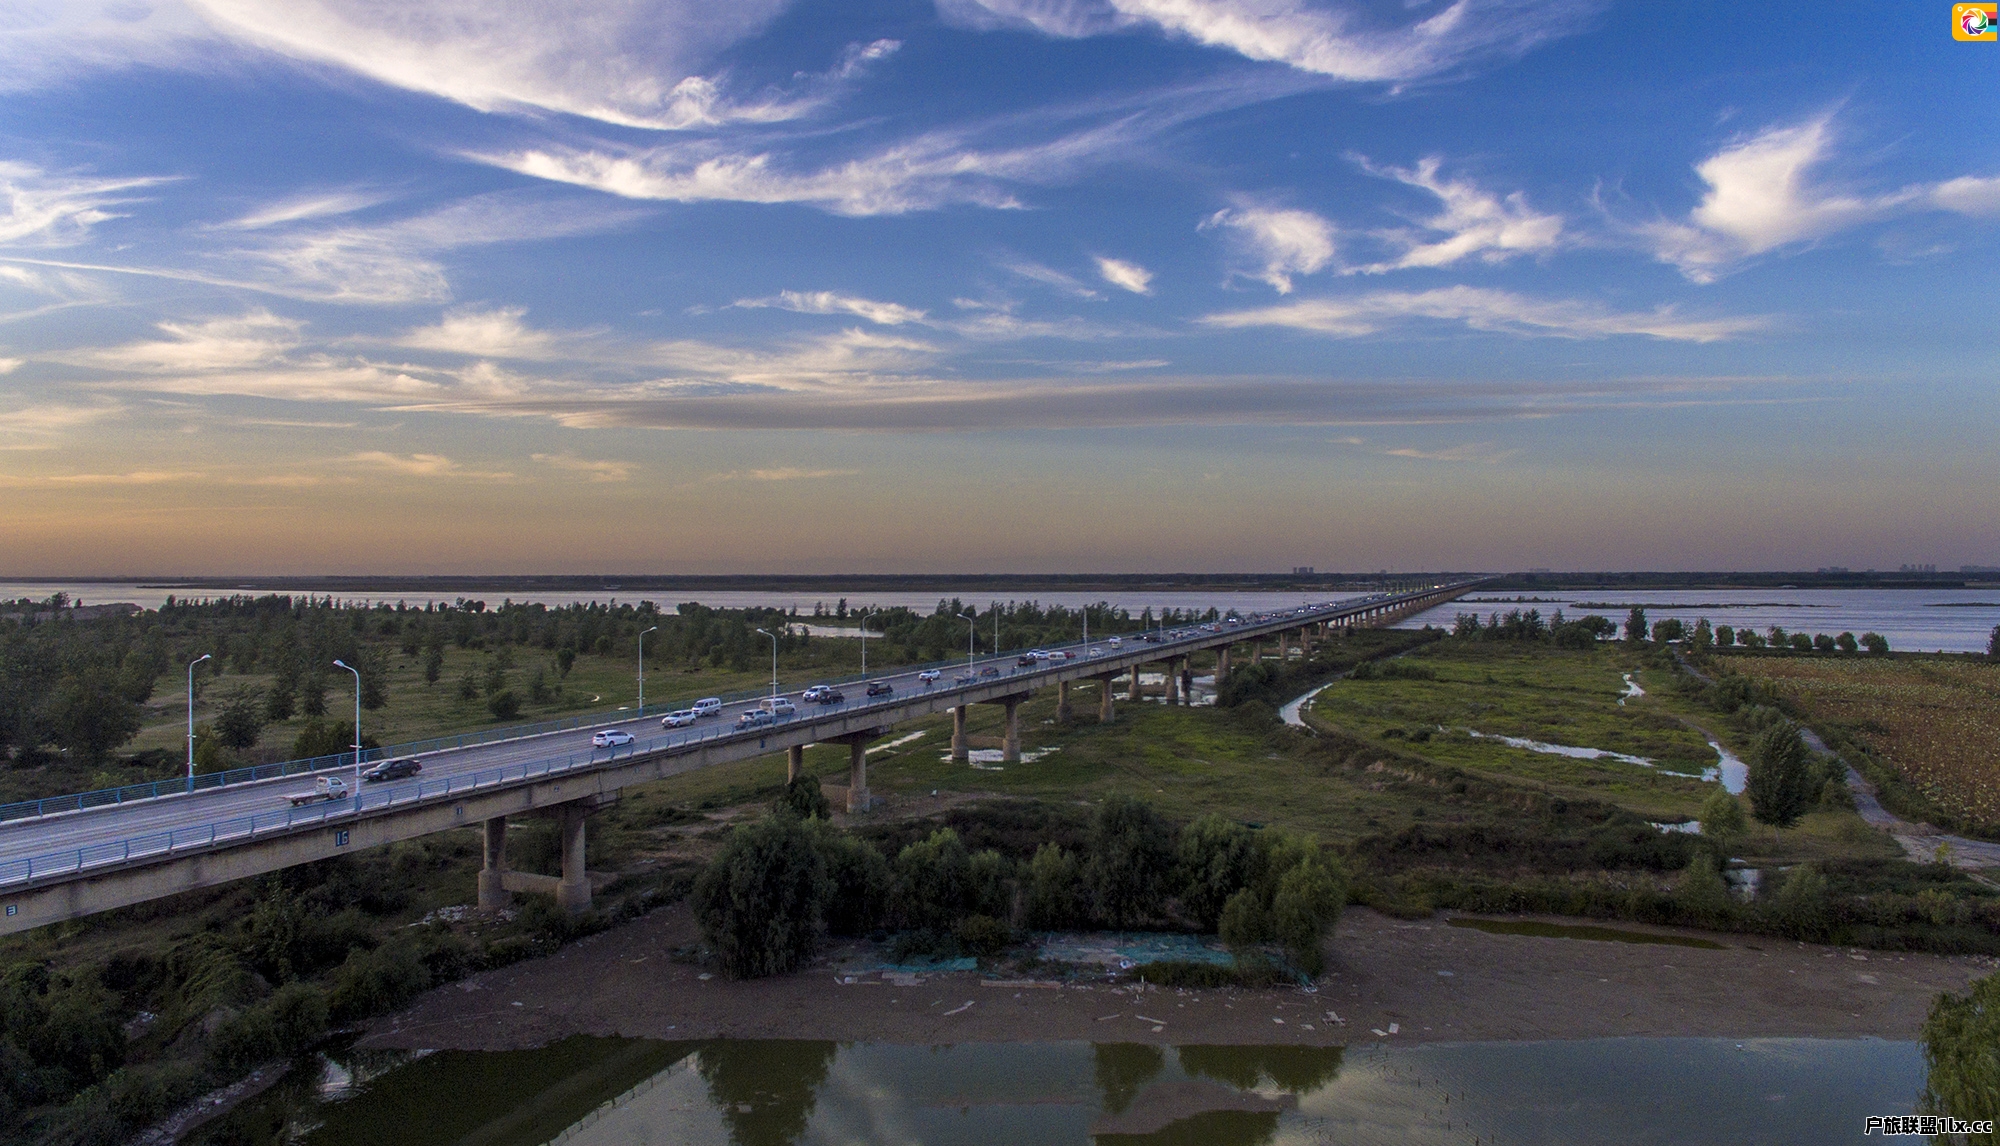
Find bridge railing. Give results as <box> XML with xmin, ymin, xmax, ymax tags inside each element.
<box><xmin>0</xmin><ymin>587</ymin><xmax>1480</xmax><ymax>884</ymax></box>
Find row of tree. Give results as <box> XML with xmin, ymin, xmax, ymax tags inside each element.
<box><xmin>693</xmin><ymin>793</ymin><xmax>1348</xmax><ymax>979</ymax></box>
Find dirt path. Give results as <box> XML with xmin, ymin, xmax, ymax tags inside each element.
<box><xmin>358</xmin><ymin>905</ymin><xmax>1992</xmax><ymax>1053</ymax></box>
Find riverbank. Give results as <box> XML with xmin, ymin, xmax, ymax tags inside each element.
<box><xmin>358</xmin><ymin>903</ymin><xmax>1993</xmax><ymax>1053</ymax></box>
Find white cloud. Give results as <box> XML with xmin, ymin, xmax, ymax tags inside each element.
<box><xmin>341</xmin><ymin>450</ymin><xmax>513</xmax><ymax>480</ymax></box>
<box><xmin>0</xmin><ymin>2</ymin><xmax>222</xmax><ymax>94</ymax></box>
<box><xmin>0</xmin><ymin>161</ymin><xmax>170</xmax><ymax>246</ymax></box>
<box><xmin>1383</xmin><ymin>441</ymin><xmax>1520</xmax><ymax>463</ymax></box>
<box><xmin>396</xmin><ymin>307</ymin><xmax>562</xmax><ymax>358</ymax></box>
<box><xmin>1632</xmin><ymin>117</ymin><xmax>2000</xmax><ymax>282</ymax></box>
<box><xmin>183</xmin><ymin>0</ymin><xmax>794</xmax><ymax>128</ymax></box>
<box><xmin>1200</xmin><ymin>204</ymin><xmax>1336</xmax><ymax>293</ymax></box>
<box><xmin>734</xmin><ymin>290</ymin><xmax>928</xmax><ymax>326</ymax></box>
<box><xmin>1348</xmin><ymin>156</ymin><xmax>1563</xmax><ymax>272</ymax></box>
<box><xmin>216</xmin><ymin>190</ymin><xmax>390</xmax><ymax>231</ymax></box>
<box><xmin>532</xmin><ymin>453</ymin><xmax>633</xmax><ymax>481</ymax></box>
<box><xmin>1093</xmin><ymin>255</ymin><xmax>1153</xmax><ymax>294</ymax></box>
<box><xmin>1201</xmin><ymin>286</ymin><xmax>1764</xmax><ymax>342</ymax></box>
<box><xmin>70</xmin><ymin>310</ymin><xmax>303</xmax><ymax>373</ymax></box>
<box><xmin>0</xmin><ymin>358</ymin><xmax>20</xmax><ymax>374</ymax></box>
<box><xmin>999</xmin><ymin>258</ymin><xmax>1101</xmax><ymax>298</ymax></box>
<box><xmin>941</xmin><ymin>0</ymin><xmax>1598</xmax><ymax>84</ymax></box>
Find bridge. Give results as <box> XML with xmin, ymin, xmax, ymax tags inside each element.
<box><xmin>0</xmin><ymin>582</ymin><xmax>1480</xmax><ymax>934</ymax></box>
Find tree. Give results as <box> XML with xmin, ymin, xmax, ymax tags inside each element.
<box><xmin>1676</xmin><ymin>855</ymin><xmax>1734</xmax><ymax>925</ymax></box>
<box><xmin>486</xmin><ymin>690</ymin><xmax>520</xmax><ymax>722</ymax></box>
<box><xmin>1745</xmin><ymin>722</ymin><xmax>1820</xmax><ymax>828</ymax></box>
<box><xmin>1698</xmin><ymin>788</ymin><xmax>1746</xmax><ymax>853</ymax></box>
<box><xmin>1623</xmin><ymin>606</ymin><xmax>1648</xmax><ymax>643</ymax></box>
<box><xmin>1715</xmin><ymin>624</ymin><xmax>1735</xmax><ymax>647</ymax></box>
<box><xmin>1178</xmin><ymin>814</ymin><xmax>1262</xmax><ymax>932</ymax></box>
<box><xmin>39</xmin><ymin>673</ymin><xmax>142</xmax><ymax>765</ymax></box>
<box><xmin>1920</xmin><ymin>972</ymin><xmax>1999</xmax><ymax>1138</ymax></box>
<box><xmin>1270</xmin><ymin>854</ymin><xmax>1346</xmax><ymax>975</ymax></box>
<box><xmin>1836</xmin><ymin>631</ymin><xmax>1859</xmax><ymax>654</ymax></box>
<box><xmin>774</xmin><ymin>774</ymin><xmax>830</xmax><ymax>821</ymax></box>
<box><xmin>1860</xmin><ymin>631</ymin><xmax>1889</xmax><ymax>655</ymax></box>
<box><xmin>896</xmin><ymin>828</ymin><xmax>973</xmax><ymax>931</ymax></box>
<box><xmin>1690</xmin><ymin>618</ymin><xmax>1713</xmax><ymax>654</ymax></box>
<box><xmin>1989</xmin><ymin>624</ymin><xmax>1999</xmax><ymax>661</ymax></box>
<box><xmin>693</xmin><ymin>814</ymin><xmax>831</xmax><ymax>978</ymax></box>
<box><xmin>1023</xmin><ymin>843</ymin><xmax>1086</xmax><ymax>930</ymax></box>
<box><xmin>1085</xmin><ymin>797</ymin><xmax>1177</xmax><ymax>928</ymax></box>
<box><xmin>1771</xmin><ymin>862</ymin><xmax>1830</xmax><ymax>940</ymax></box>
<box><xmin>807</xmin><ymin>821</ymin><xmax>892</xmax><ymax>936</ymax></box>
<box><xmin>292</xmin><ymin>719</ymin><xmax>379</xmax><ymax>761</ymax></box>
<box><xmin>422</xmin><ymin>644</ymin><xmax>444</xmax><ymax>685</ymax></box>
<box><xmin>213</xmin><ymin>688</ymin><xmax>266</xmax><ymax>750</ymax></box>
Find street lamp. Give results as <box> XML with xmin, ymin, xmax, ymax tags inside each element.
<box><xmin>185</xmin><ymin>653</ymin><xmax>211</xmax><ymax>793</ymax></box>
<box><xmin>857</xmin><ymin>609</ymin><xmax>874</xmax><ymax>676</ymax></box>
<box><xmin>333</xmin><ymin>659</ymin><xmax>362</xmax><ymax>805</ymax></box>
<box><xmin>956</xmin><ymin>612</ymin><xmax>976</xmax><ymax>674</ymax></box>
<box><xmin>637</xmin><ymin>625</ymin><xmax>658</xmax><ymax>715</ymax></box>
<box><xmin>754</xmin><ymin>628</ymin><xmax>779</xmax><ymax>697</ymax></box>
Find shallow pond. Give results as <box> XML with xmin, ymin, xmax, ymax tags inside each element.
<box><xmin>189</xmin><ymin>1035</ymin><xmax>1924</xmax><ymax>1146</ymax></box>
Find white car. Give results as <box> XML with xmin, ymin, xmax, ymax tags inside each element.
<box><xmin>661</xmin><ymin>710</ymin><xmax>700</xmax><ymax>728</ymax></box>
<box><xmin>691</xmin><ymin>697</ymin><xmax>723</xmax><ymax>717</ymax></box>
<box><xmin>760</xmin><ymin>697</ymin><xmax>797</xmax><ymax>716</ymax></box>
<box><xmin>800</xmin><ymin>685</ymin><xmax>833</xmax><ymax>703</ymax></box>
<box><xmin>917</xmin><ymin>669</ymin><xmax>942</xmax><ymax>684</ymax></box>
<box><xmin>737</xmin><ymin>709</ymin><xmax>775</xmax><ymax>729</ymax></box>
<box><xmin>592</xmin><ymin>729</ymin><xmax>635</xmax><ymax>747</ymax></box>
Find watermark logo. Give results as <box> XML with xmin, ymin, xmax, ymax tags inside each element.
<box><xmin>1955</xmin><ymin>3</ymin><xmax>1998</xmax><ymax>40</ymax></box>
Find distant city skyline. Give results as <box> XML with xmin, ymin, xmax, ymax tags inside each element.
<box><xmin>1</xmin><ymin>2</ymin><xmax>1995</xmax><ymax>574</ymax></box>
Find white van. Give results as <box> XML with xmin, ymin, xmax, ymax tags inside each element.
<box><xmin>759</xmin><ymin>697</ymin><xmax>797</xmax><ymax>717</ymax></box>
<box><xmin>691</xmin><ymin>698</ymin><xmax>723</xmax><ymax>717</ymax></box>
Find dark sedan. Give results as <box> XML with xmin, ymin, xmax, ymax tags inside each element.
<box><xmin>361</xmin><ymin>757</ymin><xmax>422</xmax><ymax>783</ymax></box>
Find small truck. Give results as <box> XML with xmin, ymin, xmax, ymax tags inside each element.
<box><xmin>287</xmin><ymin>775</ymin><xmax>350</xmax><ymax>806</ymax></box>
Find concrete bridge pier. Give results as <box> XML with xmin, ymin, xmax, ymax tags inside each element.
<box><xmin>1129</xmin><ymin>663</ymin><xmax>1142</xmax><ymax>702</ymax></box>
<box><xmin>1278</xmin><ymin>631</ymin><xmax>1291</xmax><ymax>660</ymax></box>
<box><xmin>786</xmin><ymin>745</ymin><xmax>805</xmax><ymax>783</ymax></box>
<box><xmin>951</xmin><ymin>705</ymin><xmax>970</xmax><ymax>763</ymax></box>
<box><xmin>554</xmin><ymin>803</ymin><xmax>590</xmax><ymax>914</ymax></box>
<box><xmin>1216</xmin><ymin>645</ymin><xmax>1231</xmax><ymax>681</ymax></box>
<box><xmin>1056</xmin><ymin>679</ymin><xmax>1072</xmax><ymax>722</ymax></box>
<box><xmin>1094</xmin><ymin>674</ymin><xmax>1116</xmax><ymax>723</ymax></box>
<box><xmin>1179</xmin><ymin>663</ymin><xmax>1194</xmax><ymax>704</ymax></box>
<box><xmin>823</xmin><ymin>731</ymin><xmax>882</xmax><ymax>814</ymax></box>
<box><xmin>1001</xmin><ymin>697</ymin><xmax>1024</xmax><ymax>764</ymax></box>
<box><xmin>1251</xmin><ymin>640</ymin><xmax>1263</xmax><ymax>665</ymax></box>
<box><xmin>477</xmin><ymin>816</ymin><xmax>510</xmax><ymax>909</ymax></box>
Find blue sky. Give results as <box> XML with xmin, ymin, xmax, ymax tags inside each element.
<box><xmin>0</xmin><ymin>1</ymin><xmax>1995</xmax><ymax>574</ymax></box>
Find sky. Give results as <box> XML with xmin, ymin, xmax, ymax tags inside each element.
<box><xmin>0</xmin><ymin>0</ymin><xmax>1995</xmax><ymax>576</ymax></box>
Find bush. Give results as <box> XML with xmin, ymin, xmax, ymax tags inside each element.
<box><xmin>1698</xmin><ymin>789</ymin><xmax>1746</xmax><ymax>850</ymax></box>
<box><xmin>1676</xmin><ymin>856</ymin><xmax>1735</xmax><ymax>926</ymax></box>
<box><xmin>693</xmin><ymin>815</ymin><xmax>832</xmax><ymax>978</ymax></box>
<box><xmin>1022</xmin><ymin>843</ymin><xmax>1086</xmax><ymax>930</ymax></box>
<box><xmin>809</xmin><ymin>823</ymin><xmax>892</xmax><ymax>936</ymax></box>
<box><xmin>775</xmin><ymin>774</ymin><xmax>831</xmax><ymax>822</ymax></box>
<box><xmin>1271</xmin><ymin>856</ymin><xmax>1346</xmax><ymax>975</ymax></box>
<box><xmin>328</xmin><ymin>941</ymin><xmax>430</xmax><ymax>1022</ymax></box>
<box><xmin>896</xmin><ymin>828</ymin><xmax>973</xmax><ymax>932</ymax></box>
<box><xmin>1178</xmin><ymin>815</ymin><xmax>1261</xmax><ymax>932</ymax></box>
<box><xmin>1085</xmin><ymin>797</ymin><xmax>1177</xmax><ymax>928</ymax></box>
<box><xmin>1219</xmin><ymin>887</ymin><xmax>1269</xmax><ymax>950</ymax></box>
<box><xmin>486</xmin><ymin>690</ymin><xmax>521</xmax><ymax>721</ymax></box>
<box><xmin>208</xmin><ymin>982</ymin><xmax>329</xmax><ymax>1070</ymax></box>
<box><xmin>1771</xmin><ymin>863</ymin><xmax>1830</xmax><ymax>941</ymax></box>
<box><xmin>1746</xmin><ymin>723</ymin><xmax>1820</xmax><ymax>827</ymax></box>
<box><xmin>954</xmin><ymin>914</ymin><xmax>1012</xmax><ymax>956</ymax></box>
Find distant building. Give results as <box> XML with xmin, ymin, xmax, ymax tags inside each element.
<box><xmin>1817</xmin><ymin>566</ymin><xmax>1849</xmax><ymax>574</ymax></box>
<box><xmin>1962</xmin><ymin>564</ymin><xmax>2000</xmax><ymax>574</ymax></box>
<box><xmin>1900</xmin><ymin>563</ymin><xmax>1938</xmax><ymax>574</ymax></box>
<box><xmin>1292</xmin><ymin>566</ymin><xmax>1315</xmax><ymax>576</ymax></box>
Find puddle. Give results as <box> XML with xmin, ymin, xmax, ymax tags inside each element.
<box><xmin>1037</xmin><ymin>931</ymin><xmax>1236</xmax><ymax>969</ymax></box>
<box><xmin>1703</xmin><ymin>736</ymin><xmax>1749</xmax><ymax>794</ymax></box>
<box><xmin>1462</xmin><ymin>729</ymin><xmax>1712</xmax><ymax>782</ymax></box>
<box><xmin>1449</xmin><ymin>918</ymin><xmax>1728</xmax><ymax>950</ymax></box>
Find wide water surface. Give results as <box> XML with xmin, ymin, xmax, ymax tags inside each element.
<box><xmin>191</xmin><ymin>1035</ymin><xmax>1923</xmax><ymax>1146</ymax></box>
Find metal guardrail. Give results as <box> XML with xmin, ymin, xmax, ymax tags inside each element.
<box><xmin>0</xmin><ymin>585</ymin><xmax>1475</xmax><ymax>889</ymax></box>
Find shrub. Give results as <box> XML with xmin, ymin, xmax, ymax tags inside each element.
<box><xmin>1698</xmin><ymin>789</ymin><xmax>1746</xmax><ymax>852</ymax></box>
<box><xmin>775</xmin><ymin>774</ymin><xmax>831</xmax><ymax>822</ymax></box>
<box><xmin>208</xmin><ymin>982</ymin><xmax>329</xmax><ymax>1070</ymax></box>
<box><xmin>1771</xmin><ymin>863</ymin><xmax>1830</xmax><ymax>941</ymax></box>
<box><xmin>1676</xmin><ymin>856</ymin><xmax>1735</xmax><ymax>926</ymax></box>
<box><xmin>896</xmin><ymin>828</ymin><xmax>973</xmax><ymax>932</ymax></box>
<box><xmin>1085</xmin><ymin>797</ymin><xmax>1177</xmax><ymax>928</ymax></box>
<box><xmin>954</xmin><ymin>914</ymin><xmax>1012</xmax><ymax>956</ymax></box>
<box><xmin>1271</xmin><ymin>856</ymin><xmax>1346</xmax><ymax>975</ymax></box>
<box><xmin>1746</xmin><ymin>722</ymin><xmax>1819</xmax><ymax>827</ymax></box>
<box><xmin>1219</xmin><ymin>887</ymin><xmax>1269</xmax><ymax>950</ymax></box>
<box><xmin>328</xmin><ymin>941</ymin><xmax>430</xmax><ymax>1021</ymax></box>
<box><xmin>693</xmin><ymin>815</ymin><xmax>832</xmax><ymax>979</ymax></box>
<box><xmin>808</xmin><ymin>823</ymin><xmax>893</xmax><ymax>936</ymax></box>
<box><xmin>1178</xmin><ymin>815</ymin><xmax>1261</xmax><ymax>932</ymax></box>
<box><xmin>486</xmin><ymin>690</ymin><xmax>521</xmax><ymax>721</ymax></box>
<box><xmin>1022</xmin><ymin>843</ymin><xmax>1086</xmax><ymax>930</ymax></box>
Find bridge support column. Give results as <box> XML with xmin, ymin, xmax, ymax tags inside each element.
<box><xmin>1056</xmin><ymin>679</ymin><xmax>1072</xmax><ymax>722</ymax></box>
<box><xmin>1251</xmin><ymin>641</ymin><xmax>1263</xmax><ymax>665</ymax></box>
<box><xmin>555</xmin><ymin>803</ymin><xmax>590</xmax><ymax>915</ymax></box>
<box><xmin>1096</xmin><ymin>675</ymin><xmax>1116</xmax><ymax>723</ymax></box>
<box><xmin>478</xmin><ymin>816</ymin><xmax>510</xmax><ymax>909</ymax></box>
<box><xmin>847</xmin><ymin>740</ymin><xmax>869</xmax><ymax>814</ymax></box>
<box><xmin>1002</xmin><ymin>698</ymin><xmax>1022</xmax><ymax>764</ymax></box>
<box><xmin>1164</xmin><ymin>660</ymin><xmax>1181</xmax><ymax>705</ymax></box>
<box><xmin>1129</xmin><ymin>663</ymin><xmax>1142</xmax><ymax>701</ymax></box>
<box><xmin>1278</xmin><ymin>631</ymin><xmax>1290</xmax><ymax>660</ymax></box>
<box><xmin>1216</xmin><ymin>646</ymin><xmax>1231</xmax><ymax>681</ymax></box>
<box><xmin>786</xmin><ymin>745</ymin><xmax>805</xmax><ymax>783</ymax></box>
<box><xmin>1180</xmin><ymin>663</ymin><xmax>1194</xmax><ymax>704</ymax></box>
<box><xmin>951</xmin><ymin>705</ymin><xmax>969</xmax><ymax>763</ymax></box>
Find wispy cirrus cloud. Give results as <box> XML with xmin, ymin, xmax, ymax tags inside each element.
<box><xmin>733</xmin><ymin>290</ymin><xmax>928</xmax><ymax>326</ymax></box>
<box><xmin>1093</xmin><ymin>255</ymin><xmax>1153</xmax><ymax>294</ymax></box>
<box><xmin>342</xmin><ymin>450</ymin><xmax>513</xmax><ymax>480</ymax></box>
<box><xmin>395</xmin><ymin>307</ymin><xmax>565</xmax><ymax>359</ymax></box>
<box><xmin>1383</xmin><ymin>441</ymin><xmax>1521</xmax><ymax>463</ymax></box>
<box><xmin>1201</xmin><ymin>286</ymin><xmax>1764</xmax><ymax>342</ymax></box>
<box><xmin>1627</xmin><ymin>116</ymin><xmax>2000</xmax><ymax>282</ymax></box>
<box><xmin>532</xmin><ymin>452</ymin><xmax>633</xmax><ymax>481</ymax></box>
<box><xmin>1347</xmin><ymin>155</ymin><xmax>1564</xmax><ymax>272</ymax></box>
<box><xmin>940</xmin><ymin>0</ymin><xmax>1600</xmax><ymax>84</ymax></box>
<box><xmin>0</xmin><ymin>161</ymin><xmax>172</xmax><ymax>247</ymax></box>
<box><xmin>1200</xmin><ymin>203</ymin><xmax>1337</xmax><ymax>293</ymax></box>
<box><xmin>214</xmin><ymin>190</ymin><xmax>392</xmax><ymax>231</ymax></box>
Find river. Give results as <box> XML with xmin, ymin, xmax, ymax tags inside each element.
<box><xmin>188</xmin><ymin>1034</ymin><xmax>1925</xmax><ymax>1145</ymax></box>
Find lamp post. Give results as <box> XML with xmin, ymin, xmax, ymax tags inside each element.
<box><xmin>754</xmin><ymin>628</ymin><xmax>779</xmax><ymax>697</ymax></box>
<box><xmin>185</xmin><ymin>653</ymin><xmax>211</xmax><ymax>793</ymax></box>
<box><xmin>333</xmin><ymin>659</ymin><xmax>362</xmax><ymax>804</ymax></box>
<box><xmin>857</xmin><ymin>610</ymin><xmax>874</xmax><ymax>676</ymax></box>
<box><xmin>637</xmin><ymin>625</ymin><xmax>657</xmax><ymax>715</ymax></box>
<box><xmin>956</xmin><ymin>612</ymin><xmax>976</xmax><ymax>674</ymax></box>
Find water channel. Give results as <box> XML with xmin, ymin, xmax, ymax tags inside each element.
<box><xmin>189</xmin><ymin>1034</ymin><xmax>1924</xmax><ymax>1146</ymax></box>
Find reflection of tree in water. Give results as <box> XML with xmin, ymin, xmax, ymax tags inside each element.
<box><xmin>695</xmin><ymin>1040</ymin><xmax>837</xmax><ymax>1146</ymax></box>
<box><xmin>1174</xmin><ymin>1045</ymin><xmax>1343</xmax><ymax>1094</ymax></box>
<box><xmin>1095</xmin><ymin>1043</ymin><xmax>1167</xmax><ymax>1115</ymax></box>
<box><xmin>1094</xmin><ymin>1109</ymin><xmax>1282</xmax><ymax>1146</ymax></box>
